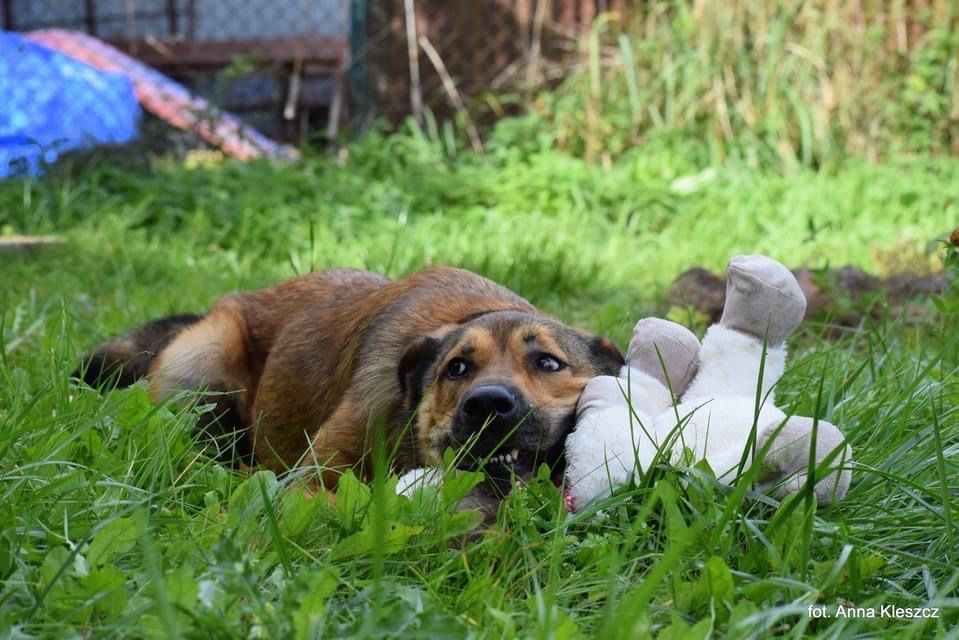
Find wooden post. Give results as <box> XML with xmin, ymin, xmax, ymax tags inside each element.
<box><xmin>166</xmin><ymin>0</ymin><xmax>177</xmax><ymax>35</ymax></box>
<box><xmin>84</xmin><ymin>0</ymin><xmax>97</xmax><ymax>36</ymax></box>
<box><xmin>2</xmin><ymin>0</ymin><xmax>14</xmax><ymax>30</ymax></box>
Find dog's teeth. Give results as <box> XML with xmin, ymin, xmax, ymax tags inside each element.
<box><xmin>510</xmin><ymin>448</ymin><xmax>519</xmax><ymax>460</ymax></box>
<box><xmin>504</xmin><ymin>453</ymin><xmax>513</xmax><ymax>463</ymax></box>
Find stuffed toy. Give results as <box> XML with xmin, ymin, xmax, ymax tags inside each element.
<box><xmin>564</xmin><ymin>255</ymin><xmax>853</xmax><ymax>511</ymax></box>
<box><xmin>398</xmin><ymin>255</ymin><xmax>853</xmax><ymax>513</ymax></box>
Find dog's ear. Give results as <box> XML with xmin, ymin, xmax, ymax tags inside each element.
<box><xmin>398</xmin><ymin>336</ymin><xmax>443</xmax><ymax>408</ymax></box>
<box><xmin>587</xmin><ymin>336</ymin><xmax>625</xmax><ymax>375</ymax></box>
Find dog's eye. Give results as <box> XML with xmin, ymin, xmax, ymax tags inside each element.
<box><xmin>445</xmin><ymin>358</ymin><xmax>471</xmax><ymax>380</ymax></box>
<box><xmin>535</xmin><ymin>354</ymin><xmax>565</xmax><ymax>372</ymax></box>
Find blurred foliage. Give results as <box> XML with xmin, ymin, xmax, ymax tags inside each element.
<box><xmin>494</xmin><ymin>2</ymin><xmax>959</xmax><ymax>171</ymax></box>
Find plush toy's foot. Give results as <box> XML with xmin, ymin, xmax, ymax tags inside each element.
<box><xmin>720</xmin><ymin>255</ymin><xmax>807</xmax><ymax>347</ymax></box>
<box><xmin>626</xmin><ymin>318</ymin><xmax>701</xmax><ymax>397</ymax></box>
<box><xmin>396</xmin><ymin>467</ymin><xmax>443</xmax><ymax>497</ymax></box>
<box><xmin>757</xmin><ymin>416</ymin><xmax>852</xmax><ymax>506</ymax></box>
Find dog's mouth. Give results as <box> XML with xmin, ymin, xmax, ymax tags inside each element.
<box><xmin>474</xmin><ymin>447</ymin><xmax>542</xmax><ymax>496</ymax></box>
<box><xmin>442</xmin><ymin>408</ymin><xmax>577</xmax><ymax>496</ymax></box>
<box><xmin>484</xmin><ymin>446</ymin><xmax>536</xmax><ymax>479</ymax></box>
<box><xmin>465</xmin><ymin>429</ymin><xmax>571</xmax><ymax>496</ymax></box>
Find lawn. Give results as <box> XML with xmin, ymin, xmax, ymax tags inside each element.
<box><xmin>1</xmin><ymin>125</ymin><xmax>957</xmax><ymax>638</ymax></box>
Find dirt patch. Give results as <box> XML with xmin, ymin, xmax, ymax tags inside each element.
<box><xmin>666</xmin><ymin>264</ymin><xmax>951</xmax><ymax>330</ymax></box>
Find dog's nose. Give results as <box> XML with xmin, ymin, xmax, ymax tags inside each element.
<box><xmin>460</xmin><ymin>384</ymin><xmax>520</xmax><ymax>425</ymax></box>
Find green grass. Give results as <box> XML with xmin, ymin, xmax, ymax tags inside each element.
<box><xmin>511</xmin><ymin>2</ymin><xmax>959</xmax><ymax>170</ymax></box>
<box><xmin>1</xmin><ymin>128</ymin><xmax>958</xmax><ymax>638</ymax></box>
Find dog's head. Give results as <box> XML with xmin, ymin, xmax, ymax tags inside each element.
<box><xmin>398</xmin><ymin>310</ymin><xmax>624</xmax><ymax>493</ymax></box>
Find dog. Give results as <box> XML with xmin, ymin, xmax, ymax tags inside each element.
<box><xmin>75</xmin><ymin>267</ymin><xmax>624</xmax><ymax>496</ymax></box>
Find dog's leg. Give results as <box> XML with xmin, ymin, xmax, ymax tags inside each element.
<box><xmin>301</xmin><ymin>395</ymin><xmax>375</xmax><ymax>489</ymax></box>
<box><xmin>149</xmin><ymin>300</ymin><xmax>256</xmax><ymax>464</ymax></box>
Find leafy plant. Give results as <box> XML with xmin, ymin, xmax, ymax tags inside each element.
<box><xmin>502</xmin><ymin>2</ymin><xmax>959</xmax><ymax>171</ymax></box>
<box><xmin>932</xmin><ymin>227</ymin><xmax>959</xmax><ymax>314</ymax></box>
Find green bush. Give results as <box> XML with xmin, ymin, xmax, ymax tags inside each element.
<box><xmin>507</xmin><ymin>2</ymin><xmax>959</xmax><ymax>170</ymax></box>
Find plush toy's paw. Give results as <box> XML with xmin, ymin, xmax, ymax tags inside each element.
<box><xmin>757</xmin><ymin>416</ymin><xmax>852</xmax><ymax>505</ymax></box>
<box><xmin>567</xmin><ymin>379</ymin><xmax>637</xmax><ymax>512</ymax></box>
<box><xmin>626</xmin><ymin>318</ymin><xmax>701</xmax><ymax>397</ymax></box>
<box><xmin>720</xmin><ymin>255</ymin><xmax>806</xmax><ymax>347</ymax></box>
<box><xmin>567</xmin><ymin>375</ymin><xmax>667</xmax><ymax>512</ymax></box>
<box><xmin>565</xmin><ymin>407</ymin><xmax>636</xmax><ymax>512</ymax></box>
<box><xmin>396</xmin><ymin>467</ymin><xmax>443</xmax><ymax>496</ymax></box>
<box><xmin>564</xmin><ymin>461</ymin><xmax>633</xmax><ymax>513</ymax></box>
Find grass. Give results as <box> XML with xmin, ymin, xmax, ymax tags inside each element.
<box><xmin>1</xmin><ymin>126</ymin><xmax>958</xmax><ymax>638</ymax></box>
<box><xmin>508</xmin><ymin>1</ymin><xmax>959</xmax><ymax>170</ymax></box>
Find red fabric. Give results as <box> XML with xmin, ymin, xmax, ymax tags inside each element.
<box><xmin>25</xmin><ymin>29</ymin><xmax>295</xmax><ymax>161</ymax></box>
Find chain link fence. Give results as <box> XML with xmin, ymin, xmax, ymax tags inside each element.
<box><xmin>3</xmin><ymin>0</ymin><xmax>350</xmax><ymax>146</ymax></box>
<box><xmin>2</xmin><ymin>0</ymin><xmax>620</xmax><ymax>152</ymax></box>
<box><xmin>362</xmin><ymin>0</ymin><xmax>604</xmax><ymax>124</ymax></box>
<box><xmin>4</xmin><ymin>0</ymin><xmax>946</xmax><ymax>151</ymax></box>
<box><xmin>2</xmin><ymin>0</ymin><xmax>606</xmax><ymax>148</ymax></box>
<box><xmin>5</xmin><ymin>1</ymin><xmax>348</xmax><ymax>42</ymax></box>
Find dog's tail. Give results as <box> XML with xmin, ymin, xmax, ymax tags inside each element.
<box><xmin>72</xmin><ymin>314</ymin><xmax>203</xmax><ymax>388</ymax></box>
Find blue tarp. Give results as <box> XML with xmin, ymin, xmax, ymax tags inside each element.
<box><xmin>1</xmin><ymin>31</ymin><xmax>141</xmax><ymax>178</ymax></box>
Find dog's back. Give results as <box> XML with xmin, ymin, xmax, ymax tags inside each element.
<box><xmin>74</xmin><ymin>267</ymin><xmax>533</xmax><ymax>470</ymax></box>
<box><xmin>74</xmin><ymin>268</ymin><xmax>393</xmax><ymax>463</ymax></box>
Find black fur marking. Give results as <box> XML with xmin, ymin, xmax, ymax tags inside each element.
<box><xmin>72</xmin><ymin>313</ymin><xmax>202</xmax><ymax>388</ymax></box>
<box><xmin>75</xmin><ymin>351</ymin><xmax>145</xmax><ymax>388</ymax></box>
<box><xmin>587</xmin><ymin>336</ymin><xmax>625</xmax><ymax>375</ymax></box>
<box><xmin>398</xmin><ymin>336</ymin><xmax>442</xmax><ymax>410</ymax></box>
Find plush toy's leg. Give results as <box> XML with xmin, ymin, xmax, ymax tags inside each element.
<box><xmin>564</xmin><ymin>372</ymin><xmax>669</xmax><ymax>511</ymax></box>
<box><xmin>719</xmin><ymin>255</ymin><xmax>807</xmax><ymax>347</ymax></box>
<box><xmin>756</xmin><ymin>416</ymin><xmax>852</xmax><ymax>505</ymax></box>
<box><xmin>683</xmin><ymin>255</ymin><xmax>806</xmax><ymax>404</ymax></box>
<box><xmin>659</xmin><ymin>399</ymin><xmax>785</xmax><ymax>483</ymax></box>
<box><xmin>627</xmin><ymin>318</ymin><xmax>701</xmax><ymax>397</ymax></box>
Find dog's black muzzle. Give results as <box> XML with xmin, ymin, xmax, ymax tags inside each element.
<box><xmin>450</xmin><ymin>382</ymin><xmax>571</xmax><ymax>494</ymax></box>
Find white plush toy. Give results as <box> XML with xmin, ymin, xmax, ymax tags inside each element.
<box><xmin>564</xmin><ymin>255</ymin><xmax>853</xmax><ymax>512</ymax></box>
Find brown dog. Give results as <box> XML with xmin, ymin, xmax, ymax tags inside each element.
<box><xmin>76</xmin><ymin>267</ymin><xmax>624</xmax><ymax>492</ymax></box>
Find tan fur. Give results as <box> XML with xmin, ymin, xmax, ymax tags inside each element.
<box><xmin>149</xmin><ymin>302</ymin><xmax>252</xmax><ymax>420</ymax></box>
<box><xmin>415</xmin><ymin>319</ymin><xmax>601</xmax><ymax>465</ymax></box>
